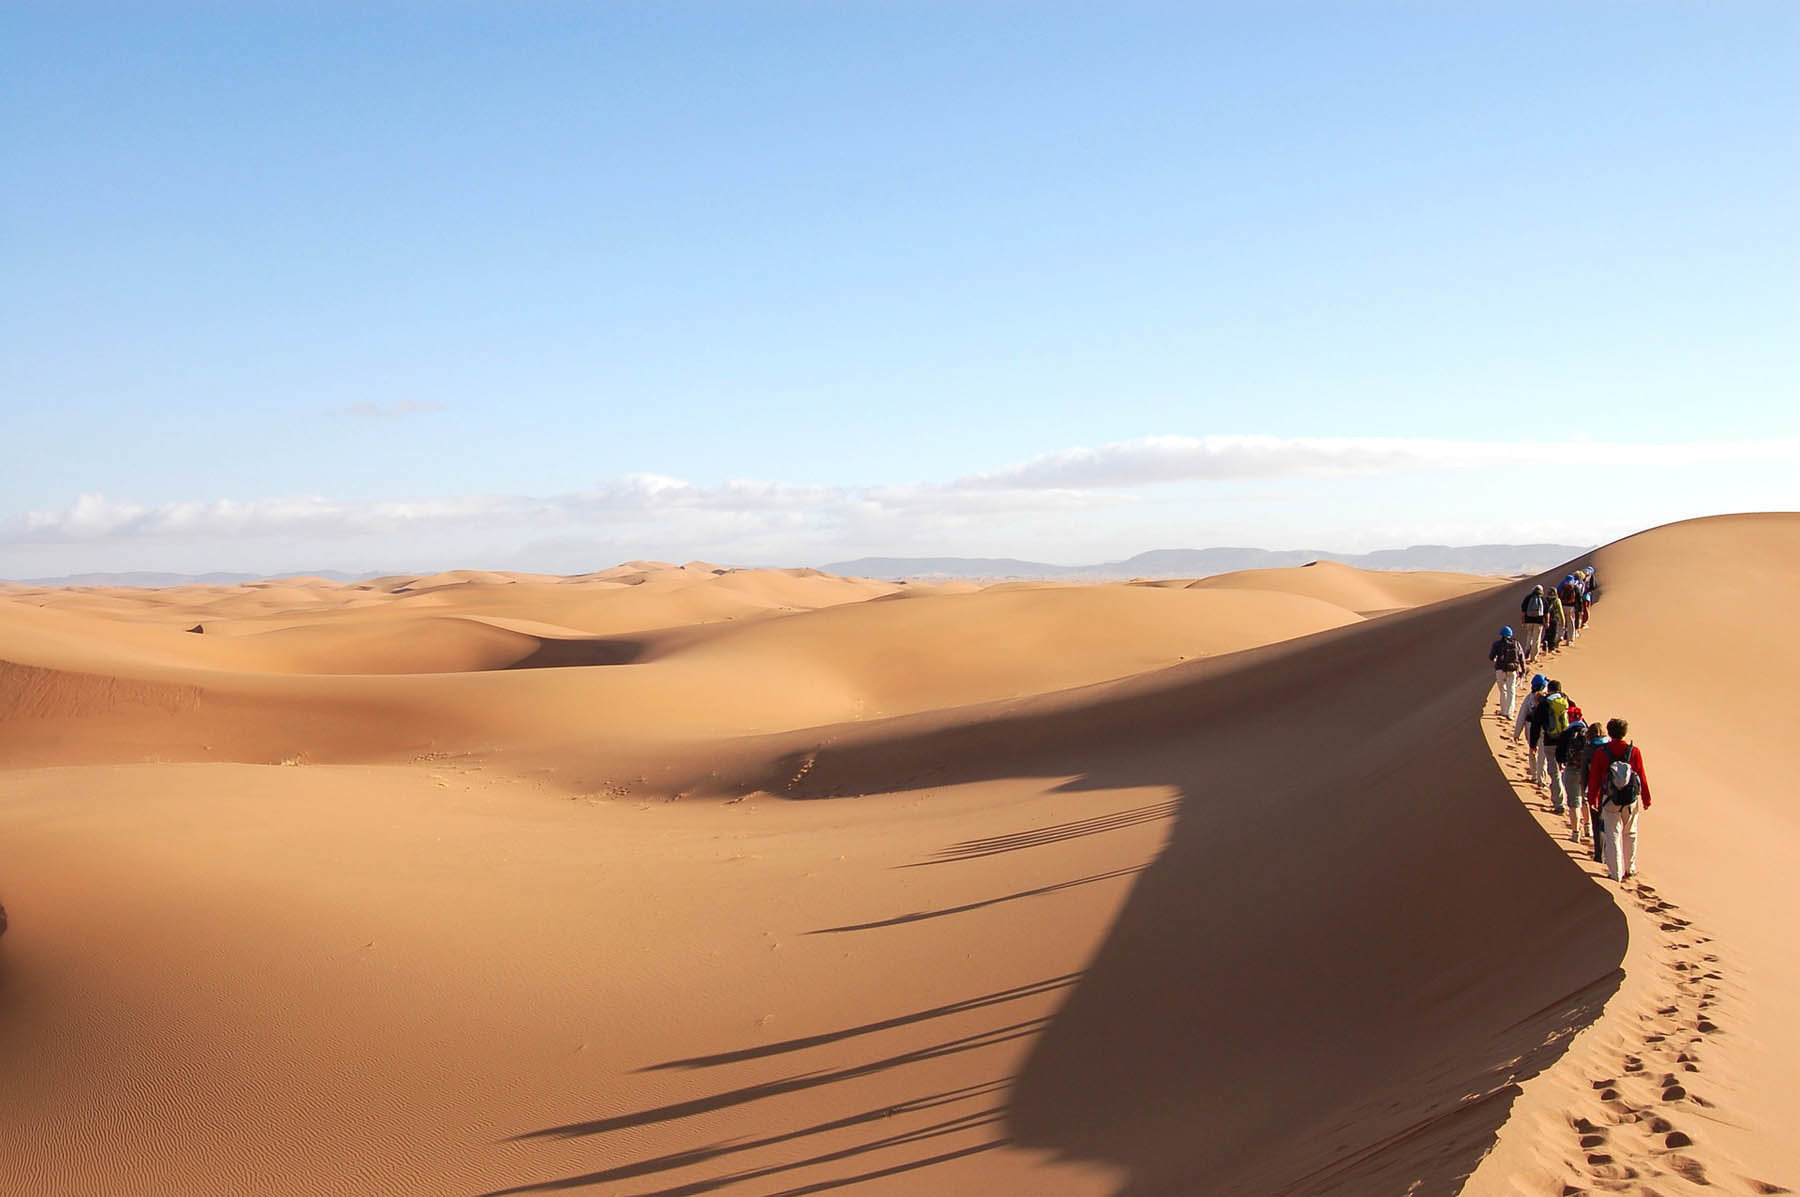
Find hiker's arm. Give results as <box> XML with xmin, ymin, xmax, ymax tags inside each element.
<box><xmin>1635</xmin><ymin>748</ymin><xmax>1652</xmax><ymax>808</ymax></box>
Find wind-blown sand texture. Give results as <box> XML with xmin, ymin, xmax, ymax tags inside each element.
<box><xmin>0</xmin><ymin>519</ymin><xmax>1793</xmax><ymax>1195</ymax></box>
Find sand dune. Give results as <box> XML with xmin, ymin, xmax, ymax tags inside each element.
<box><xmin>0</xmin><ymin>566</ymin><xmax>1367</xmax><ymax>766</ymax></box>
<box><xmin>1</xmin><ymin>524</ymin><xmax>1793</xmax><ymax>1195</ymax></box>
<box><xmin>1187</xmin><ymin>557</ymin><xmax>1502</xmax><ymax>614</ymax></box>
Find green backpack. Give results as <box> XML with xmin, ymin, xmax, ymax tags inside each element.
<box><xmin>1545</xmin><ymin>693</ymin><xmax>1570</xmax><ymax>738</ymax></box>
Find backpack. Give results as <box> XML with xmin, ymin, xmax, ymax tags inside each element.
<box><xmin>1605</xmin><ymin>745</ymin><xmax>1641</xmax><ymax>806</ymax></box>
<box><xmin>1524</xmin><ymin>592</ymin><xmax>1547</xmax><ymax>619</ymax></box>
<box><xmin>1545</xmin><ymin>694</ymin><xmax>1570</xmax><ymax>738</ymax></box>
<box><xmin>1497</xmin><ymin>638</ymin><xmax>1524</xmax><ymax>671</ymax></box>
<box><xmin>1557</xmin><ymin>721</ymin><xmax>1586</xmax><ymax>764</ymax></box>
<box><xmin>1559</xmin><ymin>581</ymin><xmax>1578</xmax><ymax>605</ymax></box>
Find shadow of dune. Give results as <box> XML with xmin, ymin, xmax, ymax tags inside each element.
<box><xmin>483</xmin><ymin>1084</ymin><xmax>1011</xmax><ymax>1196</ymax></box>
<box><xmin>506</xmin><ymin>636</ymin><xmax>651</xmax><ymax>670</ymax></box>
<box><xmin>902</xmin><ymin>800</ymin><xmax>1180</xmax><ymax>866</ymax></box>
<box><xmin>807</xmin><ymin>866</ymin><xmax>1146</xmax><ymax>935</ymax></box>
<box><xmin>637</xmin><ymin>974</ymin><xmax>1081</xmax><ymax>1074</ymax></box>
<box><xmin>743</xmin><ymin>571</ymin><xmax>1625</xmax><ymax>1193</ymax></box>
<box><xmin>494</xmin><ymin>563</ymin><xmax>1625</xmax><ymax>1194</ymax></box>
<box><xmin>509</xmin><ymin>1015</ymin><xmax>1048</xmax><ymax>1145</ymax></box>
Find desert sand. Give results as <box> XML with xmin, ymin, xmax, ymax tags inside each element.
<box><xmin>1</xmin><ymin>517</ymin><xmax>1794</xmax><ymax>1195</ymax></box>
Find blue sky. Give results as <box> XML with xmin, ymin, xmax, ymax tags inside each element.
<box><xmin>4</xmin><ymin>2</ymin><xmax>1796</xmax><ymax>575</ymax></box>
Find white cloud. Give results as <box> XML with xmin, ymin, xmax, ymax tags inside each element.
<box><xmin>7</xmin><ymin>475</ymin><xmax>1127</xmax><ymax>548</ymax></box>
<box><xmin>958</xmin><ymin>434</ymin><xmax>1800</xmax><ymax>490</ymax></box>
<box><xmin>8</xmin><ymin>435</ymin><xmax>1795</xmax><ymax>569</ymax></box>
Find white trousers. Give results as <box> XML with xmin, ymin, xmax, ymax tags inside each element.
<box><xmin>1495</xmin><ymin>670</ymin><xmax>1519</xmax><ymax>718</ymax></box>
<box><xmin>1523</xmin><ymin>622</ymin><xmax>1544</xmax><ymax>661</ymax></box>
<box><xmin>1601</xmin><ymin>801</ymin><xmax>1641</xmax><ymax>880</ymax></box>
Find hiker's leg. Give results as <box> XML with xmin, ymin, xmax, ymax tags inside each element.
<box><xmin>1601</xmin><ymin>805</ymin><xmax>1623</xmax><ymax>879</ymax></box>
<box><xmin>1621</xmin><ymin>802</ymin><xmax>1641</xmax><ymax>876</ymax></box>
<box><xmin>1591</xmin><ymin>807</ymin><xmax>1605</xmax><ymax>861</ymax></box>
<box><xmin>1547</xmin><ymin>763</ymin><xmax>1566</xmax><ymax>811</ymax></box>
<box><xmin>1566</xmin><ymin>778</ymin><xmax>1586</xmax><ymax>837</ymax></box>
<box><xmin>1496</xmin><ymin>671</ymin><xmax>1516</xmax><ymax>717</ymax></box>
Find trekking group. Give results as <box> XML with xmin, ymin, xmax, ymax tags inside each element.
<box><xmin>1485</xmin><ymin>567</ymin><xmax>1653</xmax><ymax>885</ymax></box>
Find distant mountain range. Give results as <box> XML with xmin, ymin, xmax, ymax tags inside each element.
<box><xmin>822</xmin><ymin>544</ymin><xmax>1594</xmax><ymax>581</ymax></box>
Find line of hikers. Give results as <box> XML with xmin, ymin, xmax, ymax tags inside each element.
<box><xmin>1483</xmin><ymin>566</ymin><xmax>1653</xmax><ymax>885</ymax></box>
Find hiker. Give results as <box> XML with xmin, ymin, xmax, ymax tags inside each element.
<box><xmin>1578</xmin><ymin>721</ymin><xmax>1609</xmax><ymax>860</ymax></box>
<box><xmin>1519</xmin><ymin>585</ymin><xmax>1550</xmax><ymax>662</ymax></box>
<box><xmin>1543</xmin><ymin>585</ymin><xmax>1568</xmax><ymax>655</ymax></box>
<box><xmin>1488</xmin><ymin>626</ymin><xmax>1525</xmax><ymax>718</ymax></box>
<box><xmin>1587</xmin><ymin>717</ymin><xmax>1652</xmax><ymax>882</ymax></box>
<box><xmin>1512</xmin><ymin>674</ymin><xmax>1551</xmax><ymax>791</ymax></box>
<box><xmin>1530</xmin><ymin>680</ymin><xmax>1573</xmax><ymax>810</ymax></box>
<box><xmin>1556</xmin><ymin>706</ymin><xmax>1590</xmax><ymax>842</ymax></box>
<box><xmin>1583</xmin><ymin>565</ymin><xmax>1600</xmax><ymax>606</ymax></box>
<box><xmin>1572</xmin><ymin>571</ymin><xmax>1592</xmax><ymax>634</ymax></box>
<box><xmin>1557</xmin><ymin>574</ymin><xmax>1583</xmax><ymax>644</ymax></box>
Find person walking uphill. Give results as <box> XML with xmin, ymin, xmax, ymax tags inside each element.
<box><xmin>1543</xmin><ymin>585</ymin><xmax>1568</xmax><ymax>656</ymax></box>
<box><xmin>1530</xmin><ymin>680</ymin><xmax>1573</xmax><ymax>811</ymax></box>
<box><xmin>1520</xmin><ymin>586</ymin><xmax>1551</xmax><ymax>663</ymax></box>
<box><xmin>1556</xmin><ymin>707</ymin><xmax>1590</xmax><ymax>842</ymax></box>
<box><xmin>1588</xmin><ymin>717</ymin><xmax>1653</xmax><ymax>882</ymax></box>
<box><xmin>1513</xmin><ymin>675</ymin><xmax>1552</xmax><ymax>791</ymax></box>
<box><xmin>1557</xmin><ymin>575</ymin><xmax>1583</xmax><ymax>645</ymax></box>
<box><xmin>1488</xmin><ymin>626</ymin><xmax>1526</xmax><ymax>719</ymax></box>
<box><xmin>1574</xmin><ymin>720</ymin><xmax>1610</xmax><ymax>859</ymax></box>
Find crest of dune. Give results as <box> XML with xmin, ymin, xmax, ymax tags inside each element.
<box><xmin>0</xmin><ymin>517</ymin><xmax>1793</xmax><ymax>1194</ymax></box>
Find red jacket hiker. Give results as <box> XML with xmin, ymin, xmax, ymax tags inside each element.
<box><xmin>1587</xmin><ymin>740</ymin><xmax>1652</xmax><ymax>810</ymax></box>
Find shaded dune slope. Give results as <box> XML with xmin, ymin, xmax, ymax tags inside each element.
<box><xmin>694</xmin><ymin>562</ymin><xmax>1626</xmax><ymax>1193</ymax></box>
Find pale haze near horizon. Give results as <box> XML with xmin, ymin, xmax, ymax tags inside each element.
<box><xmin>3</xmin><ymin>3</ymin><xmax>1796</xmax><ymax>578</ymax></box>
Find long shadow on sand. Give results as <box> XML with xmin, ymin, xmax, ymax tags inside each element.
<box><xmin>807</xmin><ymin>866</ymin><xmax>1148</xmax><ymax>935</ymax></box>
<box><xmin>484</xmin><ymin>1081</ymin><xmax>1010</xmax><ymax>1195</ymax></box>
<box><xmin>492</xmin><ymin>574</ymin><xmax>1627</xmax><ymax>1195</ymax></box>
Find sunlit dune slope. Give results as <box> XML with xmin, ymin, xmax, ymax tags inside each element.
<box><xmin>1188</xmin><ymin>557</ymin><xmax>1502</xmax><ymax>613</ymax></box>
<box><xmin>0</xmin><ymin>567</ymin><xmax>1370</xmax><ymax>765</ymax></box>
<box><xmin>1469</xmin><ymin>512</ymin><xmax>1800</xmax><ymax>1193</ymax></box>
<box><xmin>644</xmin><ymin>585</ymin><xmax>1363</xmax><ymax>718</ymax></box>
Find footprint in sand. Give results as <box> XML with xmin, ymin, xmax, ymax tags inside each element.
<box><xmin>1667</xmin><ymin>1155</ymin><xmax>1709</xmax><ymax>1184</ymax></box>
